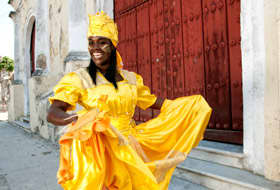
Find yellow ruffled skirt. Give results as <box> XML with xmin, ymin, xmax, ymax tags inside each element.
<box><xmin>58</xmin><ymin>95</ymin><xmax>212</xmax><ymax>190</ymax></box>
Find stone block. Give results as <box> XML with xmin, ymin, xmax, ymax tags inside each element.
<box><xmin>64</xmin><ymin>51</ymin><xmax>90</xmax><ymax>73</ymax></box>
<box><xmin>8</xmin><ymin>83</ymin><xmax>24</xmax><ymax>122</ymax></box>
<box><xmin>28</xmin><ymin>74</ymin><xmax>62</xmax><ymax>135</ymax></box>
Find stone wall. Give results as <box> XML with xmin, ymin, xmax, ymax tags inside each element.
<box><xmin>48</xmin><ymin>0</ymin><xmax>69</xmax><ymax>75</ymax></box>
<box><xmin>29</xmin><ymin>74</ymin><xmax>63</xmax><ymax>141</ymax></box>
<box><xmin>29</xmin><ymin>0</ymin><xmax>69</xmax><ymax>140</ymax></box>
<box><xmin>36</xmin><ymin>0</ymin><xmax>49</xmax><ymax>72</ymax></box>
<box><xmin>8</xmin><ymin>81</ymin><xmax>24</xmax><ymax>122</ymax></box>
<box><xmin>9</xmin><ymin>0</ymin><xmax>36</xmax><ymax>115</ymax></box>
<box><xmin>263</xmin><ymin>0</ymin><xmax>280</xmax><ymax>181</ymax></box>
<box><xmin>241</xmin><ymin>0</ymin><xmax>265</xmax><ymax>175</ymax></box>
<box><xmin>8</xmin><ymin>0</ymin><xmax>70</xmax><ymax>141</ymax></box>
<box><xmin>241</xmin><ymin>0</ymin><xmax>280</xmax><ymax>181</ymax></box>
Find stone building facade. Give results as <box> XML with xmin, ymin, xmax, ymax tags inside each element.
<box><xmin>8</xmin><ymin>0</ymin><xmax>280</xmax><ymax>183</ymax></box>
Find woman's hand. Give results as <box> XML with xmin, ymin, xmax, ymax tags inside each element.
<box><xmin>149</xmin><ymin>97</ymin><xmax>165</xmax><ymax>110</ymax></box>
<box><xmin>47</xmin><ymin>100</ymin><xmax>78</xmax><ymax>126</ymax></box>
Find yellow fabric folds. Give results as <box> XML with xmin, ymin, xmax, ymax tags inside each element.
<box><xmin>50</xmin><ymin>70</ymin><xmax>212</xmax><ymax>190</ymax></box>
<box><xmin>135</xmin><ymin>74</ymin><xmax>157</xmax><ymax>110</ymax></box>
<box><xmin>88</xmin><ymin>11</ymin><xmax>118</xmax><ymax>47</ymax></box>
<box><xmin>49</xmin><ymin>73</ymin><xmax>83</xmax><ymax>111</ymax></box>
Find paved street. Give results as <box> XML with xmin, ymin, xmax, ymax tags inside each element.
<box><xmin>0</xmin><ymin>115</ymin><xmax>62</xmax><ymax>190</ymax></box>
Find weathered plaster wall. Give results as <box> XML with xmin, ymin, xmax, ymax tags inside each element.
<box><xmin>36</xmin><ymin>0</ymin><xmax>50</xmax><ymax>71</ymax></box>
<box><xmin>241</xmin><ymin>0</ymin><xmax>265</xmax><ymax>175</ymax></box>
<box><xmin>264</xmin><ymin>0</ymin><xmax>280</xmax><ymax>181</ymax></box>
<box><xmin>15</xmin><ymin>0</ymin><xmax>36</xmax><ymax>115</ymax></box>
<box><xmin>8</xmin><ymin>6</ymin><xmax>23</xmax><ymax>121</ymax></box>
<box><xmin>12</xmin><ymin>13</ymin><xmax>20</xmax><ymax>81</ymax></box>
<box><xmin>9</xmin><ymin>1</ymin><xmax>22</xmax><ymax>82</ymax></box>
<box><xmin>8</xmin><ymin>82</ymin><xmax>24</xmax><ymax>122</ymax></box>
<box><xmin>9</xmin><ymin>0</ymin><xmax>70</xmax><ymax>140</ymax></box>
<box><xmin>29</xmin><ymin>73</ymin><xmax>63</xmax><ymax>140</ymax></box>
<box><xmin>68</xmin><ymin>0</ymin><xmax>88</xmax><ymax>52</ymax></box>
<box><xmin>48</xmin><ymin>0</ymin><xmax>69</xmax><ymax>75</ymax></box>
<box><xmin>28</xmin><ymin>0</ymin><xmax>70</xmax><ymax>138</ymax></box>
<box><xmin>64</xmin><ymin>0</ymin><xmax>97</xmax><ymax>73</ymax></box>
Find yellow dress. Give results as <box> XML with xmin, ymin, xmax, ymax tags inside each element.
<box><xmin>49</xmin><ymin>68</ymin><xmax>212</xmax><ymax>190</ymax></box>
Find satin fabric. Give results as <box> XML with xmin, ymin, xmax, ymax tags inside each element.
<box><xmin>49</xmin><ymin>69</ymin><xmax>212</xmax><ymax>190</ymax></box>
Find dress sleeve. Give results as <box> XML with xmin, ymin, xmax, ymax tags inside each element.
<box><xmin>49</xmin><ymin>72</ymin><xmax>83</xmax><ymax>111</ymax></box>
<box><xmin>136</xmin><ymin>74</ymin><xmax>157</xmax><ymax>110</ymax></box>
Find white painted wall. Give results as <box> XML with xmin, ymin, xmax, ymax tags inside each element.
<box><xmin>241</xmin><ymin>0</ymin><xmax>265</xmax><ymax>175</ymax></box>
<box><xmin>13</xmin><ymin>15</ymin><xmax>20</xmax><ymax>81</ymax></box>
<box><xmin>23</xmin><ymin>11</ymin><xmax>36</xmax><ymax>115</ymax></box>
<box><xmin>36</xmin><ymin>0</ymin><xmax>50</xmax><ymax>71</ymax></box>
<box><xmin>67</xmin><ymin>0</ymin><xmax>113</xmax><ymax>54</ymax></box>
<box><xmin>68</xmin><ymin>0</ymin><xmax>88</xmax><ymax>52</ymax></box>
<box><xmin>67</xmin><ymin>0</ymin><xmax>114</xmax><ymax>54</ymax></box>
<box><xmin>263</xmin><ymin>0</ymin><xmax>280</xmax><ymax>181</ymax></box>
<box><xmin>96</xmin><ymin>0</ymin><xmax>114</xmax><ymax>18</ymax></box>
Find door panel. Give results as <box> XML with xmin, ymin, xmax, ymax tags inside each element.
<box><xmin>226</xmin><ymin>0</ymin><xmax>243</xmax><ymax>132</ymax></box>
<box><xmin>202</xmin><ymin>0</ymin><xmax>232</xmax><ymax>136</ymax></box>
<box><xmin>150</xmin><ymin>0</ymin><xmax>167</xmax><ymax>117</ymax></box>
<box><xmin>182</xmin><ymin>0</ymin><xmax>206</xmax><ymax>97</ymax></box>
<box><xmin>137</xmin><ymin>3</ymin><xmax>153</xmax><ymax>122</ymax></box>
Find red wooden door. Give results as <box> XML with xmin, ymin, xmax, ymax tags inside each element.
<box><xmin>137</xmin><ymin>3</ymin><xmax>153</xmax><ymax>122</ymax></box>
<box><xmin>114</xmin><ymin>0</ymin><xmax>243</xmax><ymax>144</ymax></box>
<box><xmin>150</xmin><ymin>0</ymin><xmax>167</xmax><ymax>117</ymax></box>
<box><xmin>226</xmin><ymin>0</ymin><xmax>243</xmax><ymax>136</ymax></box>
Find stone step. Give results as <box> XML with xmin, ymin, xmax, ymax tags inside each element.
<box><xmin>20</xmin><ymin>116</ymin><xmax>30</xmax><ymax>123</ymax></box>
<box><xmin>174</xmin><ymin>158</ymin><xmax>280</xmax><ymax>190</ymax></box>
<box><xmin>189</xmin><ymin>140</ymin><xmax>244</xmax><ymax>169</ymax></box>
<box><xmin>169</xmin><ymin>176</ymin><xmax>211</xmax><ymax>190</ymax></box>
<box><xmin>10</xmin><ymin>120</ymin><xmax>31</xmax><ymax>133</ymax></box>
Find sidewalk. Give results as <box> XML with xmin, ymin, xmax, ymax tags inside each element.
<box><xmin>0</xmin><ymin>119</ymin><xmax>62</xmax><ymax>190</ymax></box>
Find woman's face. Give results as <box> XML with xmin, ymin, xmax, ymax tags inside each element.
<box><xmin>88</xmin><ymin>36</ymin><xmax>114</xmax><ymax>71</ymax></box>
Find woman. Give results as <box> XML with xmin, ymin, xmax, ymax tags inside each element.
<box><xmin>47</xmin><ymin>11</ymin><xmax>212</xmax><ymax>190</ymax></box>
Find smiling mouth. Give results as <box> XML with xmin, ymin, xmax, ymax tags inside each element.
<box><xmin>93</xmin><ymin>53</ymin><xmax>103</xmax><ymax>59</ymax></box>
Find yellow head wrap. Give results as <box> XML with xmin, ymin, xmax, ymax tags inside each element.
<box><xmin>88</xmin><ymin>11</ymin><xmax>123</xmax><ymax>69</ymax></box>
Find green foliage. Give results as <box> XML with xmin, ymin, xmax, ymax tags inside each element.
<box><xmin>0</xmin><ymin>56</ymin><xmax>14</xmax><ymax>72</ymax></box>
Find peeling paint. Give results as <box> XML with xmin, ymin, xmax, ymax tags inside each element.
<box><xmin>36</xmin><ymin>54</ymin><xmax>47</xmax><ymax>70</ymax></box>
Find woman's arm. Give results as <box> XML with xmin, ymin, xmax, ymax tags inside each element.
<box><xmin>149</xmin><ymin>97</ymin><xmax>165</xmax><ymax>110</ymax></box>
<box><xmin>47</xmin><ymin>100</ymin><xmax>78</xmax><ymax>126</ymax></box>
